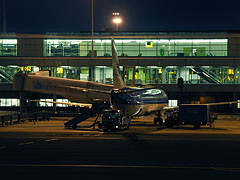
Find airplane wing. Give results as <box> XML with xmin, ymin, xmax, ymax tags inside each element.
<box><xmin>161</xmin><ymin>101</ymin><xmax>239</xmax><ymax>113</ymax></box>
<box><xmin>180</xmin><ymin>101</ymin><xmax>239</xmax><ymax>106</ymax></box>
<box><xmin>163</xmin><ymin>106</ymin><xmax>179</xmax><ymax>111</ymax></box>
<box><xmin>29</xmin><ymin>100</ymin><xmax>92</xmax><ymax>108</ymax></box>
<box><xmin>112</xmin><ymin>87</ymin><xmax>153</xmax><ymax>93</ymax></box>
<box><xmin>206</xmin><ymin>101</ymin><xmax>239</xmax><ymax>106</ymax></box>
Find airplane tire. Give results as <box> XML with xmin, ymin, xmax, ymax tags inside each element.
<box><xmin>154</xmin><ymin>118</ymin><xmax>163</xmax><ymax>125</ymax></box>
<box><xmin>159</xmin><ymin>118</ymin><xmax>163</xmax><ymax>125</ymax></box>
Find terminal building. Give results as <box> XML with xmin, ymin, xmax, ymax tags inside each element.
<box><xmin>0</xmin><ymin>31</ymin><xmax>240</xmax><ymax>112</ymax></box>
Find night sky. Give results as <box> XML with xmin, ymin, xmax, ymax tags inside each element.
<box><xmin>1</xmin><ymin>0</ymin><xmax>240</xmax><ymax>33</ymax></box>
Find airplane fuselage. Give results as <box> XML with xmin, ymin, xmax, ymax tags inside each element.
<box><xmin>111</xmin><ymin>88</ymin><xmax>168</xmax><ymax>117</ymax></box>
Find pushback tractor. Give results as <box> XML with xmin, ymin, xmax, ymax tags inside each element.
<box><xmin>98</xmin><ymin>109</ymin><xmax>131</xmax><ymax>132</ymax></box>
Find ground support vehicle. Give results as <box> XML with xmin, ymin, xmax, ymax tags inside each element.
<box><xmin>97</xmin><ymin>110</ymin><xmax>131</xmax><ymax>132</ymax></box>
<box><xmin>165</xmin><ymin>104</ymin><xmax>215</xmax><ymax>128</ymax></box>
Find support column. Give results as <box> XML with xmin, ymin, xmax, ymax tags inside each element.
<box><xmin>20</xmin><ymin>92</ymin><xmax>27</xmax><ymax>113</ymax></box>
<box><xmin>132</xmin><ymin>66</ymin><xmax>136</xmax><ymax>85</ymax></box>
<box><xmin>177</xmin><ymin>66</ymin><xmax>181</xmax><ymax>79</ymax></box>
<box><xmin>89</xmin><ymin>67</ymin><xmax>95</xmax><ymax>81</ymax></box>
<box><xmin>233</xmin><ymin>92</ymin><xmax>238</xmax><ymax>114</ymax></box>
<box><xmin>162</xmin><ymin>67</ymin><xmax>167</xmax><ymax>84</ymax></box>
<box><xmin>177</xmin><ymin>66</ymin><xmax>185</xmax><ymax>79</ymax></box>
<box><xmin>53</xmin><ymin>94</ymin><xmax>57</xmax><ymax>114</ymax></box>
<box><xmin>236</xmin><ymin>67</ymin><xmax>240</xmax><ymax>84</ymax></box>
<box><xmin>123</xmin><ymin>66</ymin><xmax>125</xmax><ymax>81</ymax></box>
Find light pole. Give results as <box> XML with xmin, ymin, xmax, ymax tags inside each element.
<box><xmin>112</xmin><ymin>12</ymin><xmax>122</xmax><ymax>31</ymax></box>
<box><xmin>91</xmin><ymin>0</ymin><xmax>94</xmax><ymax>57</ymax></box>
<box><xmin>2</xmin><ymin>0</ymin><xmax>6</xmax><ymax>32</ymax></box>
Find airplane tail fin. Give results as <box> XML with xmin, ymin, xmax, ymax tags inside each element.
<box><xmin>112</xmin><ymin>40</ymin><xmax>127</xmax><ymax>89</ymax></box>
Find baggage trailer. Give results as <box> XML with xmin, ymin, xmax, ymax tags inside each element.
<box><xmin>166</xmin><ymin>104</ymin><xmax>215</xmax><ymax>128</ymax></box>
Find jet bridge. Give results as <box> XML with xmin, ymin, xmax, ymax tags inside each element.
<box><xmin>64</xmin><ymin>102</ymin><xmax>110</xmax><ymax>129</ymax></box>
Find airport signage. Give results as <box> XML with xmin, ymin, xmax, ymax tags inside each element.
<box><xmin>20</xmin><ymin>66</ymin><xmax>32</xmax><ymax>72</ymax></box>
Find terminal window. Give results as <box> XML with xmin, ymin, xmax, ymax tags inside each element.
<box><xmin>45</xmin><ymin>39</ymin><xmax>228</xmax><ymax>57</ymax></box>
<box><xmin>0</xmin><ymin>39</ymin><xmax>17</xmax><ymax>56</ymax></box>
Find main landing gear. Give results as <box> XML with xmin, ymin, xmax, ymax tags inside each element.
<box><xmin>153</xmin><ymin>110</ymin><xmax>163</xmax><ymax>125</ymax></box>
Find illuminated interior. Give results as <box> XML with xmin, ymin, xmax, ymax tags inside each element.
<box><xmin>0</xmin><ymin>64</ymin><xmax>239</xmax><ymax>107</ymax></box>
<box><xmin>0</xmin><ymin>98</ymin><xmax>19</xmax><ymax>107</ymax></box>
<box><xmin>1</xmin><ymin>65</ymin><xmax>239</xmax><ymax>85</ymax></box>
<box><xmin>44</xmin><ymin>39</ymin><xmax>228</xmax><ymax>57</ymax></box>
<box><xmin>0</xmin><ymin>39</ymin><xmax>17</xmax><ymax>56</ymax></box>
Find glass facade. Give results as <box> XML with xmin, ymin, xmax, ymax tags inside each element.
<box><xmin>0</xmin><ymin>98</ymin><xmax>71</xmax><ymax>107</ymax></box>
<box><xmin>1</xmin><ymin>65</ymin><xmax>240</xmax><ymax>85</ymax></box>
<box><xmin>0</xmin><ymin>97</ymin><xmax>178</xmax><ymax>107</ymax></box>
<box><xmin>44</xmin><ymin>39</ymin><xmax>228</xmax><ymax>57</ymax></box>
<box><xmin>0</xmin><ymin>39</ymin><xmax>17</xmax><ymax>56</ymax></box>
<box><xmin>1</xmin><ymin>33</ymin><xmax>240</xmax><ymax>109</ymax></box>
<box><xmin>0</xmin><ymin>98</ymin><xmax>19</xmax><ymax>107</ymax></box>
<box><xmin>38</xmin><ymin>99</ymin><xmax>70</xmax><ymax>107</ymax></box>
<box><xmin>0</xmin><ymin>66</ymin><xmax>20</xmax><ymax>83</ymax></box>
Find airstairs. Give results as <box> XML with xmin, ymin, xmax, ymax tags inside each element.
<box><xmin>64</xmin><ymin>102</ymin><xmax>110</xmax><ymax>129</ymax></box>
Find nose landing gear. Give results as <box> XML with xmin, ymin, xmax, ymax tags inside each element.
<box><xmin>153</xmin><ymin>111</ymin><xmax>163</xmax><ymax>125</ymax></box>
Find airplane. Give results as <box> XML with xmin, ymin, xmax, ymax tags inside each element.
<box><xmin>13</xmin><ymin>40</ymin><xmax>169</xmax><ymax>125</ymax></box>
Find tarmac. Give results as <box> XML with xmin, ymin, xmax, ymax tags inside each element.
<box><xmin>1</xmin><ymin>114</ymin><xmax>240</xmax><ymax>135</ymax></box>
<box><xmin>2</xmin><ymin>114</ymin><xmax>240</xmax><ymax>179</ymax></box>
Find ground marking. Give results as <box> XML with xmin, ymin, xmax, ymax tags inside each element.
<box><xmin>45</xmin><ymin>139</ymin><xmax>59</xmax><ymax>142</ymax></box>
<box><xmin>18</xmin><ymin>142</ymin><xmax>35</xmax><ymax>146</ymax></box>
<box><xmin>0</xmin><ymin>164</ymin><xmax>240</xmax><ymax>172</ymax></box>
<box><xmin>93</xmin><ymin>134</ymin><xmax>101</xmax><ymax>136</ymax></box>
<box><xmin>0</xmin><ymin>146</ymin><xmax>7</xmax><ymax>149</ymax></box>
